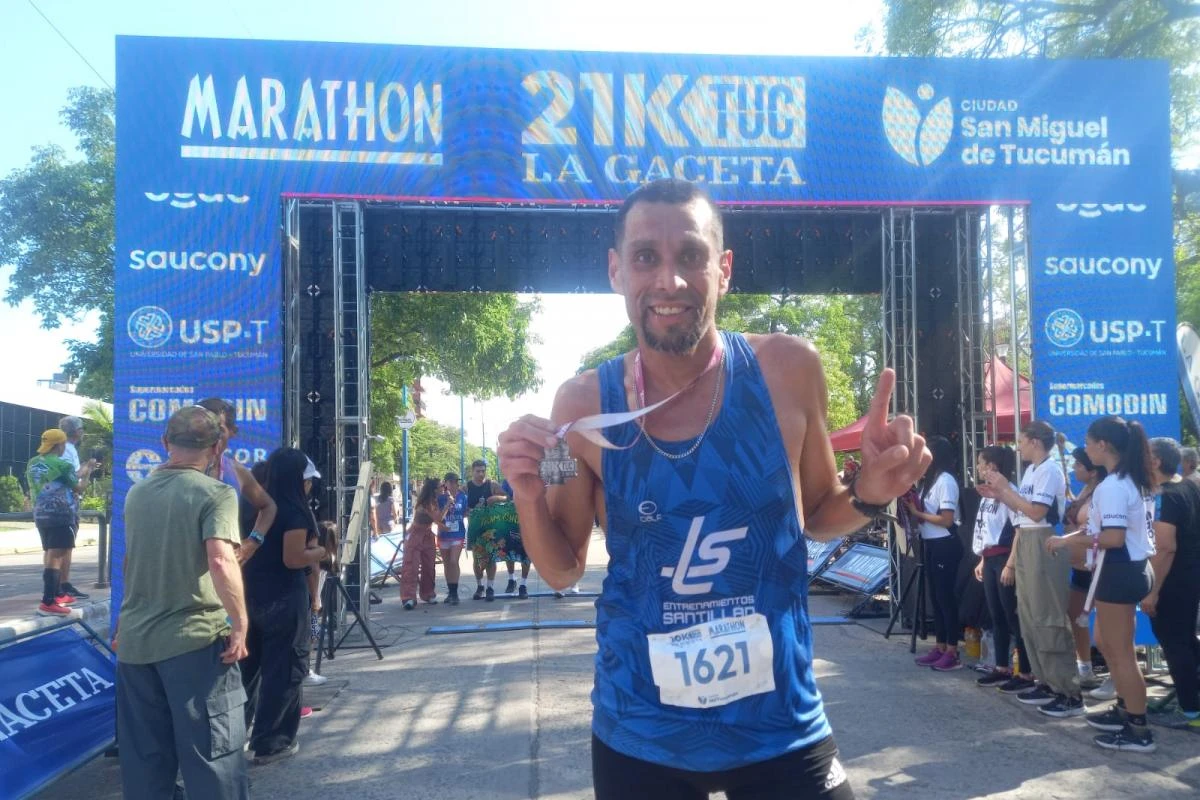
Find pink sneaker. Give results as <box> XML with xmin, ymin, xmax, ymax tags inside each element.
<box><xmin>300</xmin><ymin>706</ymin><xmax>313</xmax><ymax>719</ymax></box>
<box><xmin>931</xmin><ymin>651</ymin><xmax>962</xmax><ymax>671</ymax></box>
<box><xmin>915</xmin><ymin>649</ymin><xmax>944</xmax><ymax>666</ymax></box>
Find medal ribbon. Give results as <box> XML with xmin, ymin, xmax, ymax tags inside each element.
<box><xmin>553</xmin><ymin>343</ymin><xmax>724</xmax><ymax>450</ymax></box>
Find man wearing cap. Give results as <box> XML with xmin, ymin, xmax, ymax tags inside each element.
<box><xmin>26</xmin><ymin>429</ymin><xmax>94</xmax><ymax>615</ymax></box>
<box><xmin>115</xmin><ymin>405</ymin><xmax>250</xmax><ymax>799</ymax></box>
<box><xmin>56</xmin><ymin>415</ymin><xmax>98</xmax><ymax>601</ymax></box>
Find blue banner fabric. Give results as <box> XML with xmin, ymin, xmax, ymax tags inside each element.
<box><xmin>111</xmin><ymin>38</ymin><xmax>1176</xmax><ymax>630</ymax></box>
<box><xmin>0</xmin><ymin>628</ymin><xmax>117</xmax><ymax>800</ymax></box>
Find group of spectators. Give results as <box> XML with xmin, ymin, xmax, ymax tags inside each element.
<box><xmin>108</xmin><ymin>402</ymin><xmax>338</xmax><ymax>798</ymax></box>
<box><xmin>381</xmin><ymin>459</ymin><xmax>538</xmax><ymax>608</ymax></box>
<box><xmin>905</xmin><ymin>415</ymin><xmax>1200</xmax><ymax>754</ymax></box>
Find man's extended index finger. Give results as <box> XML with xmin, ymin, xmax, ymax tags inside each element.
<box><xmin>865</xmin><ymin>368</ymin><xmax>895</xmax><ymax>432</ymax></box>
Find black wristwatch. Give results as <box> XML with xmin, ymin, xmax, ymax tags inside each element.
<box><xmin>848</xmin><ymin>474</ymin><xmax>890</xmax><ymax>519</ymax></box>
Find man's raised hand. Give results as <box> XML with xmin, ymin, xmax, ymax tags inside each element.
<box><xmin>497</xmin><ymin>414</ymin><xmax>559</xmax><ymax>501</ymax></box>
<box><xmin>854</xmin><ymin>369</ymin><xmax>931</xmax><ymax>504</ymax></box>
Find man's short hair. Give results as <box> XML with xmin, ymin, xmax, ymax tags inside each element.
<box><xmin>471</xmin><ymin>459</ymin><xmax>487</xmax><ymax>470</ymax></box>
<box><xmin>197</xmin><ymin>397</ymin><xmax>237</xmax><ymax>434</ymax></box>
<box><xmin>1181</xmin><ymin>447</ymin><xmax>1199</xmax><ymax>470</ymax></box>
<box><xmin>165</xmin><ymin>406</ymin><xmax>221</xmax><ymax>450</ymax></box>
<box><xmin>58</xmin><ymin>415</ymin><xmax>84</xmax><ymax>438</ymax></box>
<box><xmin>1150</xmin><ymin>437</ymin><xmax>1183</xmax><ymax>476</ymax></box>
<box><xmin>614</xmin><ymin>179</ymin><xmax>723</xmax><ymax>249</ymax></box>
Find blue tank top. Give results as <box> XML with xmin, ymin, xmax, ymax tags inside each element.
<box><xmin>219</xmin><ymin>455</ymin><xmax>241</xmax><ymax>493</ymax></box>
<box><xmin>592</xmin><ymin>331</ymin><xmax>830</xmax><ymax>772</ymax></box>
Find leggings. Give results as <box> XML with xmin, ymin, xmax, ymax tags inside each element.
<box><xmin>924</xmin><ymin>535</ymin><xmax>962</xmax><ymax>647</ymax></box>
<box><xmin>981</xmin><ymin>553</ymin><xmax>1027</xmax><ymax>673</ymax></box>
<box><xmin>1148</xmin><ymin>575</ymin><xmax>1200</xmax><ymax>713</ymax></box>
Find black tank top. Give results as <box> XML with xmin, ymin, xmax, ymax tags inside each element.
<box><xmin>466</xmin><ymin>480</ymin><xmax>494</xmax><ymax>510</ymax></box>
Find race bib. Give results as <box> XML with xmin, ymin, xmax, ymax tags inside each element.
<box><xmin>445</xmin><ymin>519</ymin><xmax>460</xmax><ymax>532</ymax></box>
<box><xmin>647</xmin><ymin>613</ymin><xmax>775</xmax><ymax>709</ymax></box>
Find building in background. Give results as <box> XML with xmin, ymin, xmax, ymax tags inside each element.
<box><xmin>0</xmin><ymin>384</ymin><xmax>110</xmax><ymax>486</ymax></box>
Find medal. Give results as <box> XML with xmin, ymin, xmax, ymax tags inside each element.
<box><xmin>538</xmin><ymin>341</ymin><xmax>726</xmax><ymax>484</ymax></box>
<box><xmin>538</xmin><ymin>441</ymin><xmax>579</xmax><ymax>485</ymax></box>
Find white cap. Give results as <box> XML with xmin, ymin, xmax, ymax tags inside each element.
<box><xmin>304</xmin><ymin>457</ymin><xmax>321</xmax><ymax>480</ymax></box>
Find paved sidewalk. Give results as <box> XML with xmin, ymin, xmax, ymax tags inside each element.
<box><xmin>0</xmin><ymin>537</ymin><xmax>112</xmax><ymax>641</ymax></box>
<box><xmin>36</xmin><ymin>532</ymin><xmax>1200</xmax><ymax>799</ymax></box>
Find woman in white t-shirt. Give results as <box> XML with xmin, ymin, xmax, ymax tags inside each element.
<box><xmin>971</xmin><ymin>445</ymin><xmax>1035</xmax><ymax>692</ymax></box>
<box><xmin>1048</xmin><ymin>415</ymin><xmax>1157</xmax><ymax>753</ymax></box>
<box><xmin>905</xmin><ymin>436</ymin><xmax>963</xmax><ymax>672</ymax></box>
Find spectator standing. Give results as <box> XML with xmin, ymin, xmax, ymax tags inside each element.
<box><xmin>1142</xmin><ymin>438</ymin><xmax>1200</xmax><ymax>731</ymax></box>
<box><xmin>401</xmin><ymin>478</ymin><xmax>446</xmax><ymax>608</ymax></box>
<box><xmin>114</xmin><ymin>406</ymin><xmax>249</xmax><ymax>799</ymax></box>
<box><xmin>240</xmin><ymin>447</ymin><xmax>327</xmax><ymax>764</ymax></box>
<box><xmin>375</xmin><ymin>481</ymin><xmax>399</xmax><ymax>534</ymax></box>
<box><xmin>55</xmin><ymin>415</ymin><xmax>95</xmax><ymax>600</ymax></box>
<box><xmin>1051</xmin><ymin>416</ymin><xmax>1157</xmax><ymax>751</ymax></box>
<box><xmin>906</xmin><ymin>436</ymin><xmax>963</xmax><ymax>671</ymax></box>
<box><xmin>985</xmin><ymin>420</ymin><xmax>1079</xmax><ymax>718</ymax></box>
<box><xmin>971</xmin><ymin>445</ymin><xmax>1033</xmax><ymax>692</ymax></box>
<box><xmin>197</xmin><ymin>398</ymin><xmax>276</xmax><ymax>564</ymax></box>
<box><xmin>1063</xmin><ymin>447</ymin><xmax>1106</xmax><ymax>692</ymax></box>
<box><xmin>1180</xmin><ymin>447</ymin><xmax>1199</xmax><ymax>484</ymax></box>
<box><xmin>438</xmin><ymin>472</ymin><xmax>468</xmax><ymax>604</ymax></box>
<box><xmin>26</xmin><ymin>429</ymin><xmax>93</xmax><ymax>615</ymax></box>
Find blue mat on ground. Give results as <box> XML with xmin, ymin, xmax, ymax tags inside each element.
<box><xmin>426</xmin><ymin>619</ymin><xmax>596</xmax><ymax>634</ymax></box>
<box><xmin>810</xmin><ymin>616</ymin><xmax>855</xmax><ymax>625</ymax></box>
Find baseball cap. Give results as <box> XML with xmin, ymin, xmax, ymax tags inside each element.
<box><xmin>165</xmin><ymin>406</ymin><xmax>222</xmax><ymax>449</ymax></box>
<box><xmin>37</xmin><ymin>429</ymin><xmax>68</xmax><ymax>454</ymax></box>
<box><xmin>304</xmin><ymin>457</ymin><xmax>321</xmax><ymax>480</ymax></box>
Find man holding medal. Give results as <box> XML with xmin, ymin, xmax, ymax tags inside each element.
<box><xmin>498</xmin><ymin>179</ymin><xmax>930</xmax><ymax>799</ymax></box>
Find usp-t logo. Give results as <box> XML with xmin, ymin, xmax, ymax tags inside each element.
<box><xmin>1045</xmin><ymin>308</ymin><xmax>1085</xmax><ymax>348</ymax></box>
<box><xmin>127</xmin><ymin>306</ymin><xmax>173</xmax><ymax>348</ymax></box>
<box><xmin>883</xmin><ymin>84</ymin><xmax>953</xmax><ymax>166</ymax></box>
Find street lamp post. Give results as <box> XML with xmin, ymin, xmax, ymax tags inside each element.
<box><xmin>459</xmin><ymin>395</ymin><xmax>466</xmax><ymax>479</ymax></box>
<box><xmin>401</xmin><ymin>384</ymin><xmax>409</xmax><ymax>522</ymax></box>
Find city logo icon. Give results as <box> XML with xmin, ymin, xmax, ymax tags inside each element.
<box><xmin>1045</xmin><ymin>308</ymin><xmax>1085</xmax><ymax>348</ymax></box>
<box><xmin>883</xmin><ymin>84</ymin><xmax>953</xmax><ymax>166</ymax></box>
<box><xmin>127</xmin><ymin>305</ymin><xmax>173</xmax><ymax>348</ymax></box>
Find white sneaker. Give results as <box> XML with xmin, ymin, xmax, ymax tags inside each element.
<box><xmin>567</xmin><ymin>585</ymin><xmax>581</xmax><ymax>594</ymax></box>
<box><xmin>304</xmin><ymin>672</ymin><xmax>329</xmax><ymax>686</ymax></box>
<box><xmin>1088</xmin><ymin>676</ymin><xmax>1116</xmax><ymax>701</ymax></box>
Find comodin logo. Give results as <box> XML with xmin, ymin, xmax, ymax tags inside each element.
<box><xmin>883</xmin><ymin>84</ymin><xmax>953</xmax><ymax>166</ymax></box>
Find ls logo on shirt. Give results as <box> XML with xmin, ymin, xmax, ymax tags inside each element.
<box><xmin>660</xmin><ymin>516</ymin><xmax>749</xmax><ymax>595</ymax></box>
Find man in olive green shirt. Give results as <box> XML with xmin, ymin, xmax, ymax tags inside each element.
<box><xmin>116</xmin><ymin>405</ymin><xmax>250</xmax><ymax>800</ymax></box>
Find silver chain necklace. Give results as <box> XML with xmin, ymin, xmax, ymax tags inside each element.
<box><xmin>639</xmin><ymin>351</ymin><xmax>725</xmax><ymax>460</ymax></box>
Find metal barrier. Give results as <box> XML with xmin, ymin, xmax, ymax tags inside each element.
<box><xmin>0</xmin><ymin>509</ymin><xmax>111</xmax><ymax>588</ymax></box>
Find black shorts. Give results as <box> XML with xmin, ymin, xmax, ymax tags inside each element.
<box><xmin>1069</xmin><ymin>568</ymin><xmax>1092</xmax><ymax>592</ymax></box>
<box><xmin>1095</xmin><ymin>559</ymin><xmax>1153</xmax><ymax>605</ymax></box>
<box><xmin>38</xmin><ymin>524</ymin><xmax>76</xmax><ymax>551</ymax></box>
<box><xmin>592</xmin><ymin>733</ymin><xmax>854</xmax><ymax>800</ymax></box>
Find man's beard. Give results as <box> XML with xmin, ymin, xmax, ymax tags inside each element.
<box><xmin>640</xmin><ymin>305</ymin><xmax>709</xmax><ymax>355</ymax></box>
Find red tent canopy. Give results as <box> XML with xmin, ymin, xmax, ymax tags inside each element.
<box><xmin>986</xmin><ymin>356</ymin><xmax>1032</xmax><ymax>439</ymax></box>
<box><xmin>827</xmin><ymin>356</ymin><xmax>1032</xmax><ymax>452</ymax></box>
<box><xmin>829</xmin><ymin>414</ymin><xmax>869</xmax><ymax>453</ymax></box>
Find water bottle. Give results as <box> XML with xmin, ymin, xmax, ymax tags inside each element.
<box><xmin>963</xmin><ymin>627</ymin><xmax>981</xmax><ymax>661</ymax></box>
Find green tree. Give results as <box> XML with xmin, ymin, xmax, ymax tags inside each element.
<box><xmin>0</xmin><ymin>87</ymin><xmax>114</xmax><ymax>399</ymax></box>
<box><xmin>367</xmin><ymin>292</ymin><xmax>541</xmax><ymax>470</ymax></box>
<box><xmin>578</xmin><ymin>294</ymin><xmax>880</xmax><ymax>431</ymax></box>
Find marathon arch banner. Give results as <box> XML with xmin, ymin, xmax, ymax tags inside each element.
<box><xmin>112</xmin><ymin>37</ymin><xmax>1176</xmax><ymax>624</ymax></box>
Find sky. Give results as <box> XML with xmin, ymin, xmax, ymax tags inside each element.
<box><xmin>0</xmin><ymin>0</ymin><xmax>883</xmax><ymax>446</ymax></box>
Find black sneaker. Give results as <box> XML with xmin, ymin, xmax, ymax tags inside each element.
<box><xmin>505</xmin><ymin>578</ymin><xmax>518</xmax><ymax>594</ymax></box>
<box><xmin>1094</xmin><ymin>726</ymin><xmax>1156</xmax><ymax>753</ymax></box>
<box><xmin>1038</xmin><ymin>695</ymin><xmax>1086</xmax><ymax>718</ymax></box>
<box><xmin>403</xmin><ymin>599</ymin><xmax>416</xmax><ymax>610</ymax></box>
<box><xmin>485</xmin><ymin>587</ymin><xmax>495</xmax><ymax>602</ymax></box>
<box><xmin>997</xmin><ymin>676</ymin><xmax>1036</xmax><ymax>695</ymax></box>
<box><xmin>1017</xmin><ymin>685</ymin><xmax>1057</xmax><ymax>706</ymax></box>
<box><xmin>1086</xmin><ymin>705</ymin><xmax>1127</xmax><ymax>732</ymax></box>
<box><xmin>254</xmin><ymin>740</ymin><xmax>300</xmax><ymax>765</ymax></box>
<box><xmin>976</xmin><ymin>669</ymin><xmax>1011</xmax><ymax>688</ymax></box>
<box><xmin>60</xmin><ymin>582</ymin><xmax>90</xmax><ymax>600</ymax></box>
<box><xmin>446</xmin><ymin>593</ymin><xmax>459</xmax><ymax>606</ymax></box>
<box><xmin>518</xmin><ymin>584</ymin><xmax>528</xmax><ymax>599</ymax></box>
<box><xmin>473</xmin><ymin>585</ymin><xmax>486</xmax><ymax>600</ymax></box>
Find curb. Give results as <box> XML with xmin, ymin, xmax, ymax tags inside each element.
<box><xmin>0</xmin><ymin>537</ymin><xmax>100</xmax><ymax>556</ymax></box>
<box><xmin>0</xmin><ymin>598</ymin><xmax>111</xmax><ymax>644</ymax></box>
